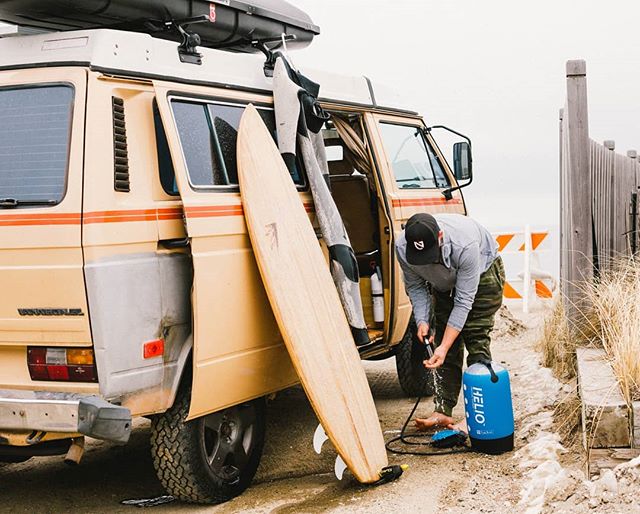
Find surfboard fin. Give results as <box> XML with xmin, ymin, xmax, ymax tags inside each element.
<box><xmin>313</xmin><ymin>424</ymin><xmax>329</xmax><ymax>455</ymax></box>
<box><xmin>334</xmin><ymin>455</ymin><xmax>347</xmax><ymax>481</ymax></box>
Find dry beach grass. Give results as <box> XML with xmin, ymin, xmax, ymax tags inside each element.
<box><xmin>539</xmin><ymin>257</ymin><xmax>640</xmax><ymax>404</ymax></box>
<box><xmin>585</xmin><ymin>257</ymin><xmax>640</xmax><ymax>403</ymax></box>
<box><xmin>537</xmin><ymin>301</ymin><xmax>576</xmax><ymax>380</ymax></box>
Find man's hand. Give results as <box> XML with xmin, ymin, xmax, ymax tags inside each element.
<box><xmin>424</xmin><ymin>346</ymin><xmax>448</xmax><ymax>369</ymax></box>
<box><xmin>416</xmin><ymin>322</ymin><xmax>430</xmax><ymax>343</ymax></box>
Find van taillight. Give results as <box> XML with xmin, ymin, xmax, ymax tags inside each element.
<box><xmin>27</xmin><ymin>348</ymin><xmax>98</xmax><ymax>383</ymax></box>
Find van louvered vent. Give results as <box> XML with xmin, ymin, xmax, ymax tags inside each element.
<box><xmin>112</xmin><ymin>97</ymin><xmax>130</xmax><ymax>192</ymax></box>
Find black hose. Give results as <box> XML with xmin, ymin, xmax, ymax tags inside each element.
<box><xmin>385</xmin><ymin>396</ymin><xmax>470</xmax><ymax>456</ymax></box>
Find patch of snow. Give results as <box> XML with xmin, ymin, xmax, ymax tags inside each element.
<box><xmin>517</xmin><ymin>432</ymin><xmax>566</xmax><ymax>467</ymax></box>
<box><xmin>512</xmin><ymin>356</ymin><xmax>566</xmax><ymax>514</ymax></box>
<box><xmin>519</xmin><ymin>459</ymin><xmax>567</xmax><ymax>514</ymax></box>
<box><xmin>514</xmin><ymin>359</ymin><xmax>563</xmax><ymax>418</ymax></box>
<box><xmin>516</xmin><ymin>432</ymin><xmax>567</xmax><ymax>514</ymax></box>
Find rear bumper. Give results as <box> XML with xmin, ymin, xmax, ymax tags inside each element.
<box><xmin>0</xmin><ymin>389</ymin><xmax>131</xmax><ymax>444</ymax></box>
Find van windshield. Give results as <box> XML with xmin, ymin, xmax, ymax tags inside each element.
<box><xmin>379</xmin><ymin>122</ymin><xmax>450</xmax><ymax>189</ymax></box>
<box><xmin>0</xmin><ymin>85</ymin><xmax>74</xmax><ymax>205</ymax></box>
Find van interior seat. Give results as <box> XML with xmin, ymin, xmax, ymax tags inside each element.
<box><xmin>329</xmin><ymin>157</ymin><xmax>378</xmax><ymax>264</ymax></box>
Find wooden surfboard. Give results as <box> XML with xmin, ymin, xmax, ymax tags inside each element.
<box><xmin>237</xmin><ymin>104</ymin><xmax>388</xmax><ymax>483</ymax></box>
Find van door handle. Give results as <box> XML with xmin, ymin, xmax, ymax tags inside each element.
<box><xmin>159</xmin><ymin>237</ymin><xmax>190</xmax><ymax>249</ymax></box>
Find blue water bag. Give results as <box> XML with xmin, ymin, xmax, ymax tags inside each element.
<box><xmin>462</xmin><ymin>361</ymin><xmax>514</xmax><ymax>454</ymax></box>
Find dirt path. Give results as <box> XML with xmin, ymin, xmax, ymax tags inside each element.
<box><xmin>0</xmin><ymin>306</ymin><xmax>596</xmax><ymax>513</ymax></box>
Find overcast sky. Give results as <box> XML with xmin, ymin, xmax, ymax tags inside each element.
<box><xmin>288</xmin><ymin>0</ymin><xmax>640</xmax><ymax>230</ymax></box>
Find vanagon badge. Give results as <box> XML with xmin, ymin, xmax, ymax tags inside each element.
<box><xmin>18</xmin><ymin>308</ymin><xmax>85</xmax><ymax>317</ymax></box>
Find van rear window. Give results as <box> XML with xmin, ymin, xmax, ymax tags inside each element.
<box><xmin>0</xmin><ymin>85</ymin><xmax>74</xmax><ymax>205</ymax></box>
<box><xmin>170</xmin><ymin>99</ymin><xmax>305</xmax><ymax>189</ymax></box>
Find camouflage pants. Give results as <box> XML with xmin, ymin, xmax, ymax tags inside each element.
<box><xmin>432</xmin><ymin>256</ymin><xmax>505</xmax><ymax>416</ymax></box>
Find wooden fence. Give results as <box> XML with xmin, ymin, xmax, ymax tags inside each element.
<box><xmin>590</xmin><ymin>141</ymin><xmax>639</xmax><ymax>264</ymax></box>
<box><xmin>560</xmin><ymin>60</ymin><xmax>640</xmax><ymax>323</ymax></box>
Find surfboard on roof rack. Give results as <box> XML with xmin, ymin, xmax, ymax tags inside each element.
<box><xmin>0</xmin><ymin>0</ymin><xmax>319</xmax><ymax>54</ymax></box>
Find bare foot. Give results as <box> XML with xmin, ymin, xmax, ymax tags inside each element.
<box><xmin>447</xmin><ymin>419</ymin><xmax>468</xmax><ymax>435</ymax></box>
<box><xmin>414</xmin><ymin>412</ymin><xmax>454</xmax><ymax>432</ymax></box>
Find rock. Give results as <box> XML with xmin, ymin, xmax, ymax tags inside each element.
<box><xmin>588</xmin><ymin>496</ymin><xmax>601</xmax><ymax>509</ymax></box>
<box><xmin>595</xmin><ymin>469</ymin><xmax>618</xmax><ymax>496</ymax></box>
<box><xmin>545</xmin><ymin>472</ymin><xmax>580</xmax><ymax>502</ymax></box>
<box><xmin>493</xmin><ymin>305</ymin><xmax>527</xmax><ymax>338</ymax></box>
<box><xmin>577</xmin><ymin>348</ymin><xmax>631</xmax><ymax>448</ymax></box>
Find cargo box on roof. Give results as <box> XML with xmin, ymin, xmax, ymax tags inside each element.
<box><xmin>0</xmin><ymin>0</ymin><xmax>319</xmax><ymax>53</ymax></box>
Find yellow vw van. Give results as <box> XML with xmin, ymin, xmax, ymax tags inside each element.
<box><xmin>0</xmin><ymin>22</ymin><xmax>470</xmax><ymax>504</ymax></box>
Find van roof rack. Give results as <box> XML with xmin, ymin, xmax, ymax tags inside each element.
<box><xmin>250</xmin><ymin>35</ymin><xmax>295</xmax><ymax>77</ymax></box>
<box><xmin>98</xmin><ymin>15</ymin><xmax>297</xmax><ymax>68</ymax></box>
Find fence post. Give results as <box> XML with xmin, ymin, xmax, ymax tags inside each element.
<box><xmin>627</xmin><ymin>150</ymin><xmax>638</xmax><ymax>254</ymax></box>
<box><xmin>605</xmin><ymin>141</ymin><xmax>616</xmax><ymax>261</ymax></box>
<box><xmin>559</xmin><ymin>108</ymin><xmax>565</xmax><ymax>287</ymax></box>
<box><xmin>564</xmin><ymin>60</ymin><xmax>593</xmax><ymax>326</ymax></box>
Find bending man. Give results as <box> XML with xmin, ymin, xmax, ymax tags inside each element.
<box><xmin>396</xmin><ymin>212</ymin><xmax>504</xmax><ymax>430</ymax></box>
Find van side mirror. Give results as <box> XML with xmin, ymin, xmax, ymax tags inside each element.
<box><xmin>428</xmin><ymin>124</ymin><xmax>474</xmax><ymax>200</ymax></box>
<box><xmin>453</xmin><ymin>142</ymin><xmax>472</xmax><ymax>182</ymax></box>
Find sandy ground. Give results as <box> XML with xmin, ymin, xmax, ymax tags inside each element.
<box><xmin>1</xmin><ymin>304</ymin><xmax>637</xmax><ymax>513</ymax></box>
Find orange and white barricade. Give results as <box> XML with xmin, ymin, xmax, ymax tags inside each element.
<box><xmin>493</xmin><ymin>225</ymin><xmax>556</xmax><ymax>313</ymax></box>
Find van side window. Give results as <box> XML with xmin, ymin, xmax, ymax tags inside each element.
<box><xmin>0</xmin><ymin>85</ymin><xmax>74</xmax><ymax>205</ymax></box>
<box><xmin>170</xmin><ymin>99</ymin><xmax>305</xmax><ymax>189</ymax></box>
<box><xmin>379</xmin><ymin>122</ymin><xmax>450</xmax><ymax>189</ymax></box>
<box><xmin>153</xmin><ymin>101</ymin><xmax>179</xmax><ymax>196</ymax></box>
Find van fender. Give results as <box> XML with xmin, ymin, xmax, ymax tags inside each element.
<box><xmin>162</xmin><ymin>335</ymin><xmax>193</xmax><ymax>411</ymax></box>
<box><xmin>118</xmin><ymin>334</ymin><xmax>193</xmax><ymax>416</ymax></box>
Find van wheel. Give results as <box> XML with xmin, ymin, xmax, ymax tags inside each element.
<box><xmin>150</xmin><ymin>384</ymin><xmax>266</xmax><ymax>504</ymax></box>
<box><xmin>0</xmin><ymin>456</ymin><xmax>30</xmax><ymax>464</ymax></box>
<box><xmin>395</xmin><ymin>321</ymin><xmax>435</xmax><ymax>397</ymax></box>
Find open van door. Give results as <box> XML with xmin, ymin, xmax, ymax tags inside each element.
<box><xmin>153</xmin><ymin>83</ymin><xmax>298</xmax><ymax>419</ymax></box>
<box><xmin>365</xmin><ymin>112</ymin><xmax>466</xmax><ymax>344</ymax></box>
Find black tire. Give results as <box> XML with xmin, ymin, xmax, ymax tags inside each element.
<box><xmin>0</xmin><ymin>455</ymin><xmax>30</xmax><ymax>464</ymax></box>
<box><xmin>395</xmin><ymin>321</ymin><xmax>435</xmax><ymax>397</ymax></box>
<box><xmin>150</xmin><ymin>383</ymin><xmax>266</xmax><ymax>504</ymax></box>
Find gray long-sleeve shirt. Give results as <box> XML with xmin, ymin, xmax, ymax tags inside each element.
<box><xmin>395</xmin><ymin>213</ymin><xmax>499</xmax><ymax>331</ymax></box>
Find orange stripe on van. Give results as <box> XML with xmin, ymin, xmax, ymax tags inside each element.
<box><xmin>156</xmin><ymin>207</ymin><xmax>184</xmax><ymax>221</ymax></box>
<box><xmin>391</xmin><ymin>198</ymin><xmax>463</xmax><ymax>208</ymax></box>
<box><xmin>0</xmin><ymin>202</ymin><xmax>315</xmax><ymax>226</ymax></box>
<box><xmin>0</xmin><ymin>213</ymin><xmax>81</xmax><ymax>226</ymax></box>
<box><xmin>84</xmin><ymin>207</ymin><xmax>185</xmax><ymax>224</ymax></box>
<box><xmin>185</xmin><ymin>202</ymin><xmax>315</xmax><ymax>219</ymax></box>
<box><xmin>0</xmin><ymin>209</ymin><xmax>181</xmax><ymax>227</ymax></box>
<box><xmin>185</xmin><ymin>205</ymin><xmax>245</xmax><ymax>218</ymax></box>
<box><xmin>83</xmin><ymin>209</ymin><xmax>158</xmax><ymax>224</ymax></box>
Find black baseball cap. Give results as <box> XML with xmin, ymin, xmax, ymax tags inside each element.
<box><xmin>405</xmin><ymin>213</ymin><xmax>441</xmax><ymax>265</ymax></box>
